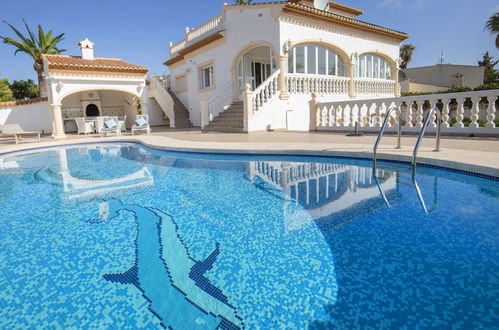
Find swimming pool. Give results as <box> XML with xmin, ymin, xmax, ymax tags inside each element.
<box><xmin>0</xmin><ymin>143</ymin><xmax>497</xmax><ymax>328</ymax></box>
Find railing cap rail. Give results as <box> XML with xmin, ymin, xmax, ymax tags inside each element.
<box><xmin>316</xmin><ymin>89</ymin><xmax>499</xmax><ymax>106</ymax></box>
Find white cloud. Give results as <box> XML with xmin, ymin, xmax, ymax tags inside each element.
<box><xmin>412</xmin><ymin>0</ymin><xmax>426</xmax><ymax>9</ymax></box>
<box><xmin>491</xmin><ymin>5</ymin><xmax>499</xmax><ymax>13</ymax></box>
<box><xmin>378</xmin><ymin>0</ymin><xmax>402</xmax><ymax>8</ymax></box>
<box><xmin>379</xmin><ymin>0</ymin><xmax>427</xmax><ymax>9</ymax></box>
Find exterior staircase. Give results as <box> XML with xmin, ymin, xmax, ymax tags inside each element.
<box><xmin>166</xmin><ymin>89</ymin><xmax>193</xmax><ymax>128</ymax></box>
<box><xmin>203</xmin><ymin>101</ymin><xmax>244</xmax><ymax>133</ymax></box>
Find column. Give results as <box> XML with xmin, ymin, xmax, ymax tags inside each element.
<box><xmin>278</xmin><ymin>55</ymin><xmax>289</xmax><ymax>100</ymax></box>
<box><xmin>243</xmin><ymin>84</ymin><xmax>253</xmax><ymax>133</ymax></box>
<box><xmin>348</xmin><ymin>64</ymin><xmax>356</xmax><ymax>98</ymax></box>
<box><xmin>200</xmin><ymin>96</ymin><xmax>208</xmax><ymax>129</ymax></box>
<box><xmin>394</xmin><ymin>68</ymin><xmax>401</xmax><ymax>97</ymax></box>
<box><xmin>51</xmin><ymin>103</ymin><xmax>66</xmax><ymax>139</ymax></box>
<box><xmin>309</xmin><ymin>92</ymin><xmax>319</xmax><ymax>131</ymax></box>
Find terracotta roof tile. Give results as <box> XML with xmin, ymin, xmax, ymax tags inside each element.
<box><xmin>44</xmin><ymin>55</ymin><xmax>148</xmax><ymax>74</ymax></box>
<box><xmin>0</xmin><ymin>97</ymin><xmax>48</xmax><ymax>108</ymax></box>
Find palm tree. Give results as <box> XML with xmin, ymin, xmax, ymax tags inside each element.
<box><xmin>485</xmin><ymin>13</ymin><xmax>499</xmax><ymax>49</ymax></box>
<box><xmin>234</xmin><ymin>0</ymin><xmax>253</xmax><ymax>4</ymax></box>
<box><xmin>399</xmin><ymin>44</ymin><xmax>416</xmax><ymax>69</ymax></box>
<box><xmin>0</xmin><ymin>20</ymin><xmax>65</xmax><ymax>97</ymax></box>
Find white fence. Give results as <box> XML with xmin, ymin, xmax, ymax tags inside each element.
<box><xmin>313</xmin><ymin>89</ymin><xmax>499</xmax><ymax>135</ymax></box>
<box><xmin>170</xmin><ymin>14</ymin><xmax>224</xmax><ymax>55</ymax></box>
<box><xmin>287</xmin><ymin>75</ymin><xmax>349</xmax><ymax>95</ymax></box>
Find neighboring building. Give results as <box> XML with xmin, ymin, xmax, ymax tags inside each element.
<box><xmin>165</xmin><ymin>0</ymin><xmax>409</xmax><ymax>132</ymax></box>
<box><xmin>401</xmin><ymin>64</ymin><xmax>485</xmax><ymax>94</ymax></box>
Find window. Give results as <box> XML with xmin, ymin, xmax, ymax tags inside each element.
<box><xmin>288</xmin><ymin>44</ymin><xmax>345</xmax><ymax>77</ymax></box>
<box><xmin>356</xmin><ymin>54</ymin><xmax>392</xmax><ymax>80</ymax></box>
<box><xmin>175</xmin><ymin>74</ymin><xmax>187</xmax><ymax>93</ymax></box>
<box><xmin>200</xmin><ymin>65</ymin><xmax>214</xmax><ymax>89</ymax></box>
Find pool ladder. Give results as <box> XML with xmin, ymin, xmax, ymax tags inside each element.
<box><xmin>373</xmin><ymin>105</ymin><xmax>442</xmax><ymax>168</ymax></box>
<box><xmin>372</xmin><ymin>105</ymin><xmax>442</xmax><ymax>213</ymax></box>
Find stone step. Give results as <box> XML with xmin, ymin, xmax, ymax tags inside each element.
<box><xmin>203</xmin><ymin>126</ymin><xmax>245</xmax><ymax>133</ymax></box>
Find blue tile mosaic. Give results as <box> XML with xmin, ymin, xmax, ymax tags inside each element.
<box><xmin>0</xmin><ymin>143</ymin><xmax>497</xmax><ymax>329</ymax></box>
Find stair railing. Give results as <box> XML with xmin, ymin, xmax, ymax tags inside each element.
<box><xmin>207</xmin><ymin>81</ymin><xmax>233</xmax><ymax>122</ymax></box>
<box><xmin>251</xmin><ymin>69</ymin><xmax>280</xmax><ymax>114</ymax></box>
<box><xmin>149</xmin><ymin>74</ymin><xmax>175</xmax><ymax>126</ymax></box>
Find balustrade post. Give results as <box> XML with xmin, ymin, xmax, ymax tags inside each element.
<box><xmin>309</xmin><ymin>92</ymin><xmax>320</xmax><ymax>131</ymax></box>
<box><xmin>428</xmin><ymin>100</ymin><xmax>437</xmax><ymax>128</ymax></box>
<box><xmin>415</xmin><ymin>101</ymin><xmax>424</xmax><ymax>128</ymax></box>
<box><xmin>441</xmin><ymin>98</ymin><xmax>450</xmax><ymax>128</ymax></box>
<box><xmin>486</xmin><ymin>94</ymin><xmax>497</xmax><ymax>128</ymax></box>
<box><xmin>405</xmin><ymin>101</ymin><xmax>413</xmax><ymax>127</ymax></box>
<box><xmin>456</xmin><ymin>97</ymin><xmax>465</xmax><ymax>128</ymax></box>
<box><xmin>470</xmin><ymin>97</ymin><xmax>481</xmax><ymax>128</ymax></box>
<box><xmin>243</xmin><ymin>84</ymin><xmax>253</xmax><ymax>133</ymax></box>
<box><xmin>200</xmin><ymin>96</ymin><xmax>208</xmax><ymax>129</ymax></box>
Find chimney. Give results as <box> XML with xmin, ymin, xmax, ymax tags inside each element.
<box><xmin>78</xmin><ymin>38</ymin><xmax>95</xmax><ymax>60</ymax></box>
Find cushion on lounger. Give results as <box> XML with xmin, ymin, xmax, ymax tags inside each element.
<box><xmin>135</xmin><ymin>117</ymin><xmax>147</xmax><ymax>127</ymax></box>
<box><xmin>104</xmin><ymin>119</ymin><xmax>117</xmax><ymax>129</ymax></box>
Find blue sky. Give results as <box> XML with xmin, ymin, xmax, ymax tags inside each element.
<box><xmin>0</xmin><ymin>0</ymin><xmax>497</xmax><ymax>81</ymax></box>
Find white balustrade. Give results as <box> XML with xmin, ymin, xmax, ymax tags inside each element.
<box><xmin>252</xmin><ymin>70</ymin><xmax>280</xmax><ymax>114</ymax></box>
<box><xmin>312</xmin><ymin>89</ymin><xmax>499</xmax><ymax>135</ymax></box>
<box><xmin>169</xmin><ymin>40</ymin><xmax>186</xmax><ymax>55</ymax></box>
<box><xmin>354</xmin><ymin>78</ymin><xmax>396</xmax><ymax>96</ymax></box>
<box><xmin>169</xmin><ymin>14</ymin><xmax>224</xmax><ymax>55</ymax></box>
<box><xmin>187</xmin><ymin>14</ymin><xmax>224</xmax><ymax>41</ymax></box>
<box><xmin>207</xmin><ymin>81</ymin><xmax>233</xmax><ymax>121</ymax></box>
<box><xmin>286</xmin><ymin>75</ymin><xmax>349</xmax><ymax>95</ymax></box>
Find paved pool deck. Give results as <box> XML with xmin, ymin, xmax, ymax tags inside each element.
<box><xmin>1</xmin><ymin>127</ymin><xmax>498</xmax><ymax>177</ymax></box>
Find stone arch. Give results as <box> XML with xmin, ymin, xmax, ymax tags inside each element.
<box><xmin>58</xmin><ymin>86</ymin><xmax>142</xmax><ymax>105</ymax></box>
<box><xmin>230</xmin><ymin>41</ymin><xmax>278</xmax><ymax>100</ymax></box>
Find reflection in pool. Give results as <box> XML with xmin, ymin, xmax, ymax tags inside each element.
<box><xmin>0</xmin><ymin>143</ymin><xmax>497</xmax><ymax>329</ymax></box>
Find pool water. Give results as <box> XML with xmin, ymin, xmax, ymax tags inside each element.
<box><xmin>0</xmin><ymin>143</ymin><xmax>497</xmax><ymax>329</ymax></box>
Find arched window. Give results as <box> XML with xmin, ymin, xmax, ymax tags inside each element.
<box><xmin>356</xmin><ymin>54</ymin><xmax>392</xmax><ymax>80</ymax></box>
<box><xmin>288</xmin><ymin>44</ymin><xmax>345</xmax><ymax>76</ymax></box>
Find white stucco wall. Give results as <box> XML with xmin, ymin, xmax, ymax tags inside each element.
<box><xmin>169</xmin><ymin>5</ymin><xmax>280</xmax><ymax>126</ymax></box>
<box><xmin>166</xmin><ymin>3</ymin><xmax>404</xmax><ymax>131</ymax></box>
<box><xmin>0</xmin><ymin>101</ymin><xmax>52</xmax><ymax>133</ymax></box>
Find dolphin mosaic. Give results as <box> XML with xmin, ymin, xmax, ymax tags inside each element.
<box><xmin>100</xmin><ymin>199</ymin><xmax>243</xmax><ymax>329</ymax></box>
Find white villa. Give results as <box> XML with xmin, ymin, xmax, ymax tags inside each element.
<box><xmin>164</xmin><ymin>0</ymin><xmax>408</xmax><ymax>132</ymax></box>
<box><xmin>1</xmin><ymin>0</ymin><xmax>496</xmax><ymax>137</ymax></box>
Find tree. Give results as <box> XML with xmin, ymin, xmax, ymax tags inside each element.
<box><xmin>9</xmin><ymin>79</ymin><xmax>39</xmax><ymax>100</ymax></box>
<box><xmin>485</xmin><ymin>13</ymin><xmax>499</xmax><ymax>49</ymax></box>
<box><xmin>234</xmin><ymin>0</ymin><xmax>253</xmax><ymax>4</ymax></box>
<box><xmin>399</xmin><ymin>44</ymin><xmax>416</xmax><ymax>69</ymax></box>
<box><xmin>0</xmin><ymin>78</ymin><xmax>14</xmax><ymax>102</ymax></box>
<box><xmin>478</xmin><ymin>52</ymin><xmax>499</xmax><ymax>84</ymax></box>
<box><xmin>0</xmin><ymin>20</ymin><xmax>65</xmax><ymax>98</ymax></box>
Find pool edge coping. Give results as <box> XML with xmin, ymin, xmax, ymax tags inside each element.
<box><xmin>1</xmin><ymin>137</ymin><xmax>498</xmax><ymax>180</ymax></box>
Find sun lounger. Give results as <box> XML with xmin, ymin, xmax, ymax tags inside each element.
<box><xmin>0</xmin><ymin>124</ymin><xmax>41</xmax><ymax>144</ymax></box>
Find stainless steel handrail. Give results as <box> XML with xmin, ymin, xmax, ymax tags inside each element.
<box><xmin>373</xmin><ymin>106</ymin><xmax>401</xmax><ymax>167</ymax></box>
<box><xmin>412</xmin><ymin>106</ymin><xmax>442</xmax><ymax>167</ymax></box>
<box><xmin>411</xmin><ymin>171</ymin><xmax>438</xmax><ymax>214</ymax></box>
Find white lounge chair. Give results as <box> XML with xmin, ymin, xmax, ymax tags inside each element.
<box><xmin>0</xmin><ymin>124</ymin><xmax>41</xmax><ymax>144</ymax></box>
<box><xmin>100</xmin><ymin>116</ymin><xmax>121</xmax><ymax>137</ymax></box>
<box><xmin>95</xmin><ymin>117</ymin><xmax>106</xmax><ymax>135</ymax></box>
<box><xmin>132</xmin><ymin>115</ymin><xmax>151</xmax><ymax>135</ymax></box>
<box><xmin>118</xmin><ymin>115</ymin><xmax>127</xmax><ymax>132</ymax></box>
<box><xmin>75</xmin><ymin>117</ymin><xmax>94</xmax><ymax>135</ymax></box>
